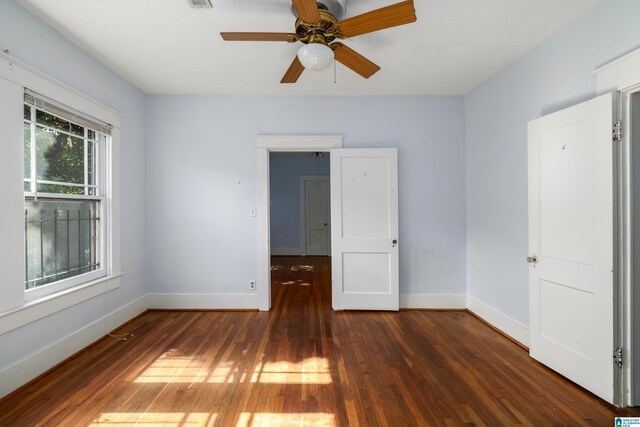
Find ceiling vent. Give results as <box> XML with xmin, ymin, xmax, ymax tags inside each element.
<box><xmin>186</xmin><ymin>0</ymin><xmax>212</xmax><ymax>8</ymax></box>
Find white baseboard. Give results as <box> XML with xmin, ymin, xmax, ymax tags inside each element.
<box><xmin>400</xmin><ymin>293</ymin><xmax>466</xmax><ymax>309</ymax></box>
<box><xmin>0</xmin><ymin>294</ymin><xmax>147</xmax><ymax>400</ymax></box>
<box><xmin>147</xmin><ymin>293</ymin><xmax>260</xmax><ymax>310</ymax></box>
<box><xmin>270</xmin><ymin>248</ymin><xmax>302</xmax><ymax>256</ymax></box>
<box><xmin>466</xmin><ymin>294</ymin><xmax>529</xmax><ymax>347</ymax></box>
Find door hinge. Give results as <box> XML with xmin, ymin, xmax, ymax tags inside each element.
<box><xmin>613</xmin><ymin>121</ymin><xmax>622</xmax><ymax>143</ymax></box>
<box><xmin>614</xmin><ymin>346</ymin><xmax>623</xmax><ymax>368</ymax></box>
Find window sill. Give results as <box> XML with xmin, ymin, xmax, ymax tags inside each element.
<box><xmin>0</xmin><ymin>274</ymin><xmax>123</xmax><ymax>335</ymax></box>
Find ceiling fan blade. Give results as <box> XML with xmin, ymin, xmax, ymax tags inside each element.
<box><xmin>292</xmin><ymin>0</ymin><xmax>321</xmax><ymax>24</ymax></box>
<box><xmin>338</xmin><ymin>0</ymin><xmax>416</xmax><ymax>38</ymax></box>
<box><xmin>220</xmin><ymin>32</ymin><xmax>297</xmax><ymax>42</ymax></box>
<box><xmin>281</xmin><ymin>56</ymin><xmax>305</xmax><ymax>84</ymax></box>
<box><xmin>332</xmin><ymin>43</ymin><xmax>380</xmax><ymax>79</ymax></box>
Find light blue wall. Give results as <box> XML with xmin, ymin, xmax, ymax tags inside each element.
<box><xmin>270</xmin><ymin>154</ymin><xmax>330</xmax><ymax>252</ymax></box>
<box><xmin>465</xmin><ymin>0</ymin><xmax>640</xmax><ymax>325</ymax></box>
<box><xmin>0</xmin><ymin>1</ymin><xmax>147</xmax><ymax>372</ymax></box>
<box><xmin>147</xmin><ymin>95</ymin><xmax>467</xmax><ymax>295</ymax></box>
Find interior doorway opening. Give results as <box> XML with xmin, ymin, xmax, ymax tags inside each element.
<box><xmin>269</xmin><ymin>152</ymin><xmax>331</xmax><ymax>309</ymax></box>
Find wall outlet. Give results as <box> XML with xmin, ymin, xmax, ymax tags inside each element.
<box><xmin>249</xmin><ymin>280</ymin><xmax>256</xmax><ymax>290</ymax></box>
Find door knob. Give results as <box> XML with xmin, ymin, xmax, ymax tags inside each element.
<box><xmin>392</xmin><ymin>239</ymin><xmax>398</xmax><ymax>247</ymax></box>
<box><xmin>527</xmin><ymin>256</ymin><xmax>537</xmax><ymax>264</ymax></box>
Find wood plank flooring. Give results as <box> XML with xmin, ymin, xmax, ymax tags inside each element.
<box><xmin>0</xmin><ymin>255</ymin><xmax>638</xmax><ymax>426</ymax></box>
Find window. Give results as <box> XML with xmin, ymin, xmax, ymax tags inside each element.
<box><xmin>23</xmin><ymin>91</ymin><xmax>111</xmax><ymax>300</ymax></box>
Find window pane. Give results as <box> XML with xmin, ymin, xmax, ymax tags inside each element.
<box><xmin>25</xmin><ymin>200</ymin><xmax>100</xmax><ymax>289</ymax></box>
<box><xmin>36</xmin><ymin>110</ymin><xmax>84</xmax><ymax>136</ymax></box>
<box><xmin>24</xmin><ymin>122</ymin><xmax>31</xmax><ymax>181</ymax></box>
<box><xmin>24</xmin><ymin>104</ymin><xmax>31</xmax><ymax>120</ymax></box>
<box><xmin>24</xmin><ymin>181</ymin><xmax>31</xmax><ymax>191</ymax></box>
<box><xmin>37</xmin><ymin>183</ymin><xmax>85</xmax><ymax>195</ymax></box>
<box><xmin>36</xmin><ymin>125</ymin><xmax>85</xmax><ymax>192</ymax></box>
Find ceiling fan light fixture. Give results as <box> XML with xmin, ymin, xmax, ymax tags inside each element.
<box><xmin>297</xmin><ymin>43</ymin><xmax>334</xmax><ymax>71</ymax></box>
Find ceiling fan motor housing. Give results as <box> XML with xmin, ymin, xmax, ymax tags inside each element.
<box><xmin>295</xmin><ymin>9</ymin><xmax>341</xmax><ymax>45</ymax></box>
<box><xmin>291</xmin><ymin>0</ymin><xmax>347</xmax><ymax>21</ymax></box>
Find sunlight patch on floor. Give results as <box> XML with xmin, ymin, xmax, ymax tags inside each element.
<box><xmin>237</xmin><ymin>412</ymin><xmax>335</xmax><ymax>427</ymax></box>
<box><xmin>89</xmin><ymin>412</ymin><xmax>216</xmax><ymax>426</ymax></box>
<box><xmin>251</xmin><ymin>357</ymin><xmax>331</xmax><ymax>384</ymax></box>
<box><xmin>134</xmin><ymin>356</ymin><xmax>331</xmax><ymax>384</ymax></box>
<box><xmin>281</xmin><ymin>281</ymin><xmax>311</xmax><ymax>286</ymax></box>
<box><xmin>291</xmin><ymin>265</ymin><xmax>314</xmax><ymax>272</ymax></box>
<box><xmin>134</xmin><ymin>357</ymin><xmax>238</xmax><ymax>384</ymax></box>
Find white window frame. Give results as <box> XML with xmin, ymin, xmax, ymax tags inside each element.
<box><xmin>22</xmin><ymin>98</ymin><xmax>110</xmax><ymax>301</ymax></box>
<box><xmin>0</xmin><ymin>52</ymin><xmax>122</xmax><ymax>334</ymax></box>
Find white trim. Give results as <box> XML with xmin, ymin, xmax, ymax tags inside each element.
<box><xmin>256</xmin><ymin>135</ymin><xmax>343</xmax><ymax>151</ymax></box>
<box><xmin>399</xmin><ymin>293</ymin><xmax>466</xmax><ymax>309</ymax></box>
<box><xmin>0</xmin><ymin>78</ymin><xmax>26</xmax><ymax>312</ymax></box>
<box><xmin>0</xmin><ymin>293</ymin><xmax>146</xmax><ymax>400</ymax></box>
<box><xmin>257</xmin><ymin>147</ymin><xmax>271</xmax><ymax>311</ymax></box>
<box><xmin>0</xmin><ymin>53</ymin><xmax>121</xmax><ymax>128</ymax></box>
<box><xmin>594</xmin><ymin>47</ymin><xmax>640</xmax><ymax>96</ymax></box>
<box><xmin>0</xmin><ymin>275</ymin><xmax>122</xmax><ymax>335</ymax></box>
<box><xmin>256</xmin><ymin>135</ymin><xmax>343</xmax><ymax>311</ymax></box>
<box><xmin>147</xmin><ymin>294</ymin><xmax>260</xmax><ymax>310</ymax></box>
<box><xmin>25</xmin><ymin>269</ymin><xmax>107</xmax><ymax>303</ymax></box>
<box><xmin>466</xmin><ymin>294</ymin><xmax>529</xmax><ymax>347</ymax></box>
<box><xmin>270</xmin><ymin>248</ymin><xmax>303</xmax><ymax>256</ymax></box>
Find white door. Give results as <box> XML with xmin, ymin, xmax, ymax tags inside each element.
<box><xmin>303</xmin><ymin>177</ymin><xmax>330</xmax><ymax>256</ymax></box>
<box><xmin>330</xmin><ymin>149</ymin><xmax>399</xmax><ymax>311</ymax></box>
<box><xmin>528</xmin><ymin>93</ymin><xmax>616</xmax><ymax>403</ymax></box>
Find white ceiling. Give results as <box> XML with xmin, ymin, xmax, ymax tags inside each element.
<box><xmin>17</xmin><ymin>0</ymin><xmax>599</xmax><ymax>96</ymax></box>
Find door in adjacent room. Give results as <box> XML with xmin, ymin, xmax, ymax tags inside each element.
<box><xmin>301</xmin><ymin>176</ymin><xmax>330</xmax><ymax>256</ymax></box>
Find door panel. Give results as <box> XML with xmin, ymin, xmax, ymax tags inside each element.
<box><xmin>340</xmin><ymin>156</ymin><xmax>390</xmax><ymax>238</ymax></box>
<box><xmin>528</xmin><ymin>92</ymin><xmax>615</xmax><ymax>403</ymax></box>
<box><xmin>539</xmin><ymin>119</ymin><xmax>595</xmax><ymax>263</ymax></box>
<box><xmin>331</xmin><ymin>149</ymin><xmax>399</xmax><ymax>311</ymax></box>
<box><xmin>342</xmin><ymin>253</ymin><xmax>391</xmax><ymax>294</ymax></box>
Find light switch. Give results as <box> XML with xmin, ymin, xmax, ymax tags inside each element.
<box><xmin>249</xmin><ymin>206</ymin><xmax>256</xmax><ymax>217</ymax></box>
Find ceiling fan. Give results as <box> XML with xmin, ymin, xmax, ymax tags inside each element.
<box><xmin>220</xmin><ymin>0</ymin><xmax>417</xmax><ymax>83</ymax></box>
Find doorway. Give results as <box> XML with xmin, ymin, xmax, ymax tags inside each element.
<box><xmin>256</xmin><ymin>136</ymin><xmax>343</xmax><ymax>311</ymax></box>
<box><xmin>256</xmin><ymin>136</ymin><xmax>399</xmax><ymax>313</ymax></box>
<box><xmin>269</xmin><ymin>153</ymin><xmax>330</xmax><ymax>257</ymax></box>
<box><xmin>269</xmin><ymin>152</ymin><xmax>332</xmax><ymax>308</ymax></box>
<box><xmin>526</xmin><ymin>85</ymin><xmax>640</xmax><ymax>406</ymax></box>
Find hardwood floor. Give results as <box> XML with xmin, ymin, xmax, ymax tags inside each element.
<box><xmin>0</xmin><ymin>255</ymin><xmax>638</xmax><ymax>426</ymax></box>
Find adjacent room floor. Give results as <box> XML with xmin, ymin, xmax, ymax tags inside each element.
<box><xmin>0</xmin><ymin>256</ymin><xmax>637</xmax><ymax>426</ymax></box>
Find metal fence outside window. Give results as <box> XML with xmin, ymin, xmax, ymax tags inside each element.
<box><xmin>24</xmin><ymin>200</ymin><xmax>100</xmax><ymax>289</ymax></box>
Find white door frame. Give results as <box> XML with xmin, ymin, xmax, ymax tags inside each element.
<box><xmin>593</xmin><ymin>47</ymin><xmax>640</xmax><ymax>406</ymax></box>
<box><xmin>299</xmin><ymin>175</ymin><xmax>330</xmax><ymax>256</ymax></box>
<box><xmin>256</xmin><ymin>135</ymin><xmax>343</xmax><ymax>311</ymax></box>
